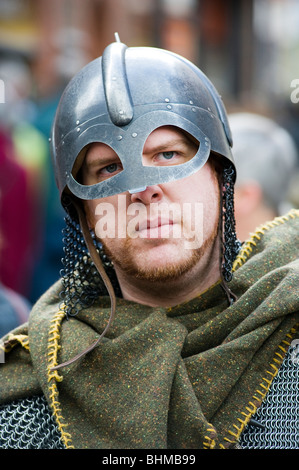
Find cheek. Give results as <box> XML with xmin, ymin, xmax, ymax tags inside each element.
<box><xmin>84</xmin><ymin>196</ymin><xmax>129</xmax><ymax>236</ymax></box>
<box><xmin>186</xmin><ymin>171</ymin><xmax>220</xmax><ymax>229</ymax></box>
<box><xmin>172</xmin><ymin>169</ymin><xmax>220</xmax><ymax>206</ymax></box>
<box><xmin>83</xmin><ymin>199</ymin><xmax>113</xmax><ymax>230</ymax></box>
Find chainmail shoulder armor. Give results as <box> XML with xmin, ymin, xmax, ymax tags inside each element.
<box><xmin>239</xmin><ymin>344</ymin><xmax>298</xmax><ymax>449</ymax></box>
<box><xmin>0</xmin><ymin>395</ymin><xmax>65</xmax><ymax>449</ymax></box>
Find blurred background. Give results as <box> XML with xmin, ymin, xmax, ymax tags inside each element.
<box><xmin>0</xmin><ymin>0</ymin><xmax>298</xmax><ymax>317</ymax></box>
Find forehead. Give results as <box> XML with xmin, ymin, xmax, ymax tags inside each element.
<box><xmin>143</xmin><ymin>125</ymin><xmax>193</xmax><ymax>150</ymax></box>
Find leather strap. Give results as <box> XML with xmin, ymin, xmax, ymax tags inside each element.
<box><xmin>51</xmin><ymin>201</ymin><xmax>116</xmax><ymax>370</ymax></box>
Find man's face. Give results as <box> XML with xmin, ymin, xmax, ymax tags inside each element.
<box><xmin>81</xmin><ymin>126</ymin><xmax>221</xmax><ymax>282</ymax></box>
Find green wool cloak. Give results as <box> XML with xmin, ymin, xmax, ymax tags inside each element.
<box><xmin>1</xmin><ymin>209</ymin><xmax>299</xmax><ymax>449</ymax></box>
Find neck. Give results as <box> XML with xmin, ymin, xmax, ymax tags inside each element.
<box><xmin>114</xmin><ymin>238</ymin><xmax>221</xmax><ymax>307</ymax></box>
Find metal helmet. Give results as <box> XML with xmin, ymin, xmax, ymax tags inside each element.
<box><xmin>50</xmin><ymin>37</ymin><xmax>234</xmax><ymax>204</ymax></box>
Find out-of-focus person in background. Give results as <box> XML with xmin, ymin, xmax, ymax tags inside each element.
<box><xmin>0</xmin><ymin>228</ymin><xmax>30</xmax><ymax>337</ymax></box>
<box><xmin>0</xmin><ymin>279</ymin><xmax>30</xmax><ymax>338</ymax></box>
<box><xmin>0</xmin><ymin>42</ymin><xmax>88</xmax><ymax>305</ymax></box>
<box><xmin>0</xmin><ymin>58</ymin><xmax>33</xmax><ymax>333</ymax></box>
<box><xmin>0</xmin><ymin>53</ymin><xmax>47</xmax><ymax>299</ymax></box>
<box><xmin>0</xmin><ymin>126</ymin><xmax>37</xmax><ymax>298</ymax></box>
<box><xmin>28</xmin><ymin>29</ymin><xmax>90</xmax><ymax>304</ymax></box>
<box><xmin>229</xmin><ymin>112</ymin><xmax>298</xmax><ymax>241</ymax></box>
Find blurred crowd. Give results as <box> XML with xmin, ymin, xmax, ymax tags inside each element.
<box><xmin>0</xmin><ymin>41</ymin><xmax>299</xmax><ymax>338</ymax></box>
<box><xmin>0</xmin><ymin>49</ymin><xmax>65</xmax><ymax>336</ymax></box>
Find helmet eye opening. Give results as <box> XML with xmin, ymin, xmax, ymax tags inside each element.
<box><xmin>141</xmin><ymin>125</ymin><xmax>199</xmax><ymax>169</ymax></box>
<box><xmin>74</xmin><ymin>142</ymin><xmax>124</xmax><ymax>188</ymax></box>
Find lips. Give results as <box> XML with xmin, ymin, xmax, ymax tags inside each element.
<box><xmin>137</xmin><ymin>217</ymin><xmax>174</xmax><ymax>232</ymax></box>
<box><xmin>135</xmin><ymin>217</ymin><xmax>175</xmax><ymax>239</ymax></box>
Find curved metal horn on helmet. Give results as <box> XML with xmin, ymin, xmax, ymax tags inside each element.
<box><xmin>102</xmin><ymin>40</ymin><xmax>134</xmax><ymax>126</ymax></box>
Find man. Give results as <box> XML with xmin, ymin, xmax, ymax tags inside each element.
<box><xmin>229</xmin><ymin>112</ymin><xmax>298</xmax><ymax>241</ymax></box>
<box><xmin>0</xmin><ymin>37</ymin><xmax>298</xmax><ymax>450</ymax></box>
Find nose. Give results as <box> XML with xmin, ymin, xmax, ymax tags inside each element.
<box><xmin>130</xmin><ymin>185</ymin><xmax>163</xmax><ymax>204</ymax></box>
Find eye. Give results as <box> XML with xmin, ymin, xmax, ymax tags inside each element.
<box><xmin>153</xmin><ymin>150</ymin><xmax>183</xmax><ymax>165</ymax></box>
<box><xmin>76</xmin><ymin>143</ymin><xmax>124</xmax><ymax>185</ymax></box>
<box><xmin>103</xmin><ymin>163</ymin><xmax>121</xmax><ymax>174</ymax></box>
<box><xmin>98</xmin><ymin>161</ymin><xmax>123</xmax><ymax>177</ymax></box>
<box><xmin>161</xmin><ymin>151</ymin><xmax>175</xmax><ymax>160</ymax></box>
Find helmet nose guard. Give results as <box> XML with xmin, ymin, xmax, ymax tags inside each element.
<box><xmin>50</xmin><ymin>38</ymin><xmax>234</xmax><ymax>205</ymax></box>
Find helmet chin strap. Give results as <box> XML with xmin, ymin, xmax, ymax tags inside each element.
<box><xmin>51</xmin><ymin>200</ymin><xmax>116</xmax><ymax>371</ymax></box>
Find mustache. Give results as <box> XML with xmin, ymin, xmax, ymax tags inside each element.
<box><xmin>93</xmin><ymin>197</ymin><xmax>204</xmax><ymax>248</ymax></box>
<box><xmin>128</xmin><ymin>202</ymin><xmax>181</xmax><ymax>227</ymax></box>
